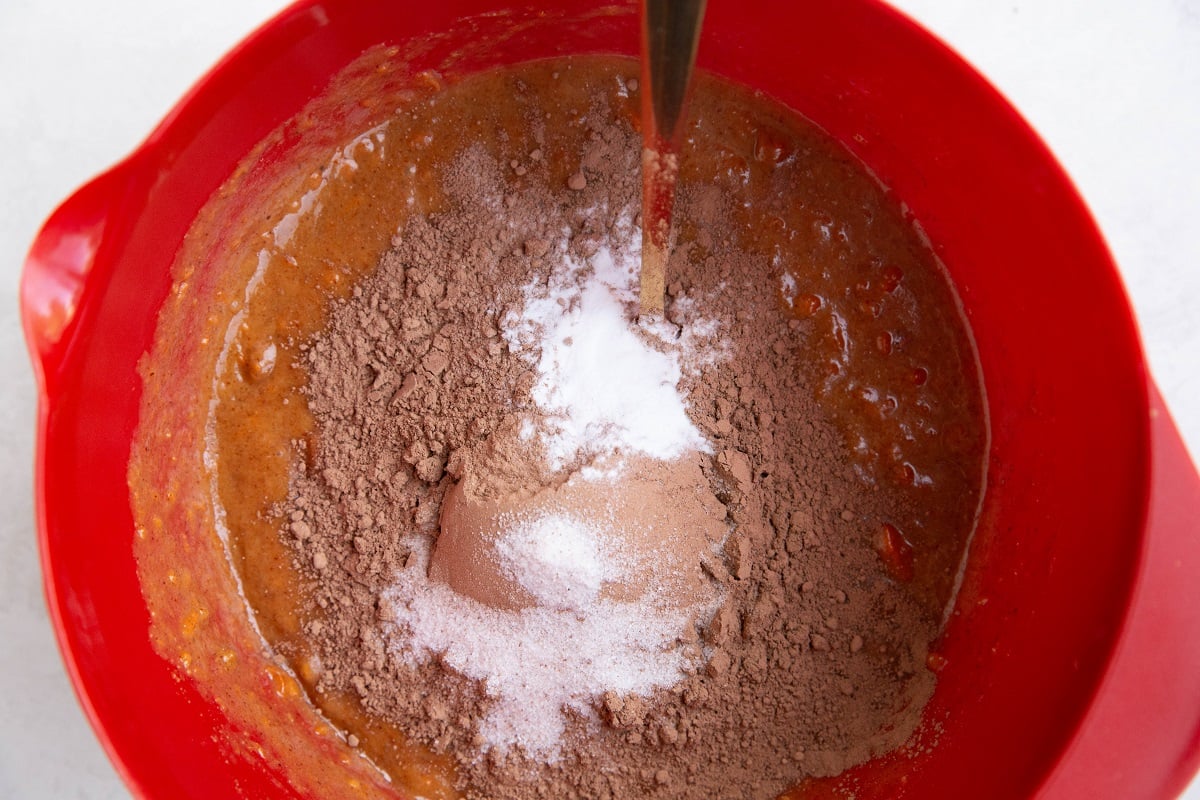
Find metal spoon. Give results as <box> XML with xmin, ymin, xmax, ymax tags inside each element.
<box><xmin>639</xmin><ymin>0</ymin><xmax>708</xmax><ymax>319</ymax></box>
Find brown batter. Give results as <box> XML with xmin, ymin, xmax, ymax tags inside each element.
<box><xmin>129</xmin><ymin>50</ymin><xmax>986</xmax><ymax>800</ymax></box>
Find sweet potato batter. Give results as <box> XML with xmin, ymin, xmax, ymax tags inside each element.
<box><xmin>129</xmin><ymin>49</ymin><xmax>985</xmax><ymax>800</ymax></box>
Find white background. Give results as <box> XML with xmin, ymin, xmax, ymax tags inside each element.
<box><xmin>1</xmin><ymin>0</ymin><xmax>1196</xmax><ymax>797</ymax></box>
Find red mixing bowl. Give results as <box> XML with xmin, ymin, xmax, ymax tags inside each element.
<box><xmin>20</xmin><ymin>1</ymin><xmax>1200</xmax><ymax>798</ymax></box>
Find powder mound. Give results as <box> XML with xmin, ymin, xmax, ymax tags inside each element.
<box><xmin>432</xmin><ymin>453</ymin><xmax>727</xmax><ymax>614</ymax></box>
<box><xmin>387</xmin><ymin>556</ymin><xmax>704</xmax><ymax>759</ymax></box>
<box><xmin>280</xmin><ymin>96</ymin><xmax>941</xmax><ymax>800</ymax></box>
<box><xmin>493</xmin><ymin>510</ymin><xmax>614</xmax><ymax>611</ymax></box>
<box><xmin>502</xmin><ymin>233</ymin><xmax>714</xmax><ymax>473</ymax></box>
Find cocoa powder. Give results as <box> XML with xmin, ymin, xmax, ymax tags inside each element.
<box><xmin>280</xmin><ymin>93</ymin><xmax>938</xmax><ymax>799</ymax></box>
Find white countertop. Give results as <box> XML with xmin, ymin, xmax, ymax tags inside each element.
<box><xmin>1</xmin><ymin>1</ymin><xmax>1196</xmax><ymax>797</ymax></box>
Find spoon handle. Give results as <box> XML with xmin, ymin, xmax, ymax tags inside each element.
<box><xmin>641</xmin><ymin>0</ymin><xmax>707</xmax><ymax>147</ymax></box>
<box><xmin>639</xmin><ymin>0</ymin><xmax>707</xmax><ymax>319</ymax></box>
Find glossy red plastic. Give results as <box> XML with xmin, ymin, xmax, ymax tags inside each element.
<box><xmin>20</xmin><ymin>1</ymin><xmax>1200</xmax><ymax>798</ymax></box>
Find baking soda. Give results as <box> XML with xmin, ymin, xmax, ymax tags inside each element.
<box><xmin>494</xmin><ymin>511</ymin><xmax>616</xmax><ymax>612</ymax></box>
<box><xmin>386</xmin><ymin>534</ymin><xmax>697</xmax><ymax>758</ymax></box>
<box><xmin>504</xmin><ymin>227</ymin><xmax>714</xmax><ymax>472</ymax></box>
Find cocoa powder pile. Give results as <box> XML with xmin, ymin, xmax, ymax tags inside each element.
<box><xmin>279</xmin><ymin>97</ymin><xmax>938</xmax><ymax>799</ymax></box>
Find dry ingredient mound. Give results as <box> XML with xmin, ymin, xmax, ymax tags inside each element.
<box><xmin>280</xmin><ymin>101</ymin><xmax>938</xmax><ymax>800</ymax></box>
<box><xmin>433</xmin><ymin>452</ymin><xmax>728</xmax><ymax>615</ymax></box>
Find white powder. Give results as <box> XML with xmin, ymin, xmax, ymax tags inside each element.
<box><xmin>494</xmin><ymin>511</ymin><xmax>615</xmax><ymax>612</ymax></box>
<box><xmin>503</xmin><ymin>227</ymin><xmax>715</xmax><ymax>472</ymax></box>
<box><xmin>385</xmin><ymin>528</ymin><xmax>695</xmax><ymax>759</ymax></box>
<box><xmin>780</xmin><ymin>271</ymin><xmax>798</xmax><ymax>308</ymax></box>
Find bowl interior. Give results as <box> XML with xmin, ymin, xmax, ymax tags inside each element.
<box><xmin>27</xmin><ymin>1</ymin><xmax>1149</xmax><ymax>797</ymax></box>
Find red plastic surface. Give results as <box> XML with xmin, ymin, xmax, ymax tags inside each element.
<box><xmin>19</xmin><ymin>1</ymin><xmax>1200</xmax><ymax>798</ymax></box>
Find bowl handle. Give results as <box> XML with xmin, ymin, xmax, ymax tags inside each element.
<box><xmin>1039</xmin><ymin>379</ymin><xmax>1200</xmax><ymax>799</ymax></box>
<box><xmin>20</xmin><ymin>159</ymin><xmax>139</xmax><ymax>386</ymax></box>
